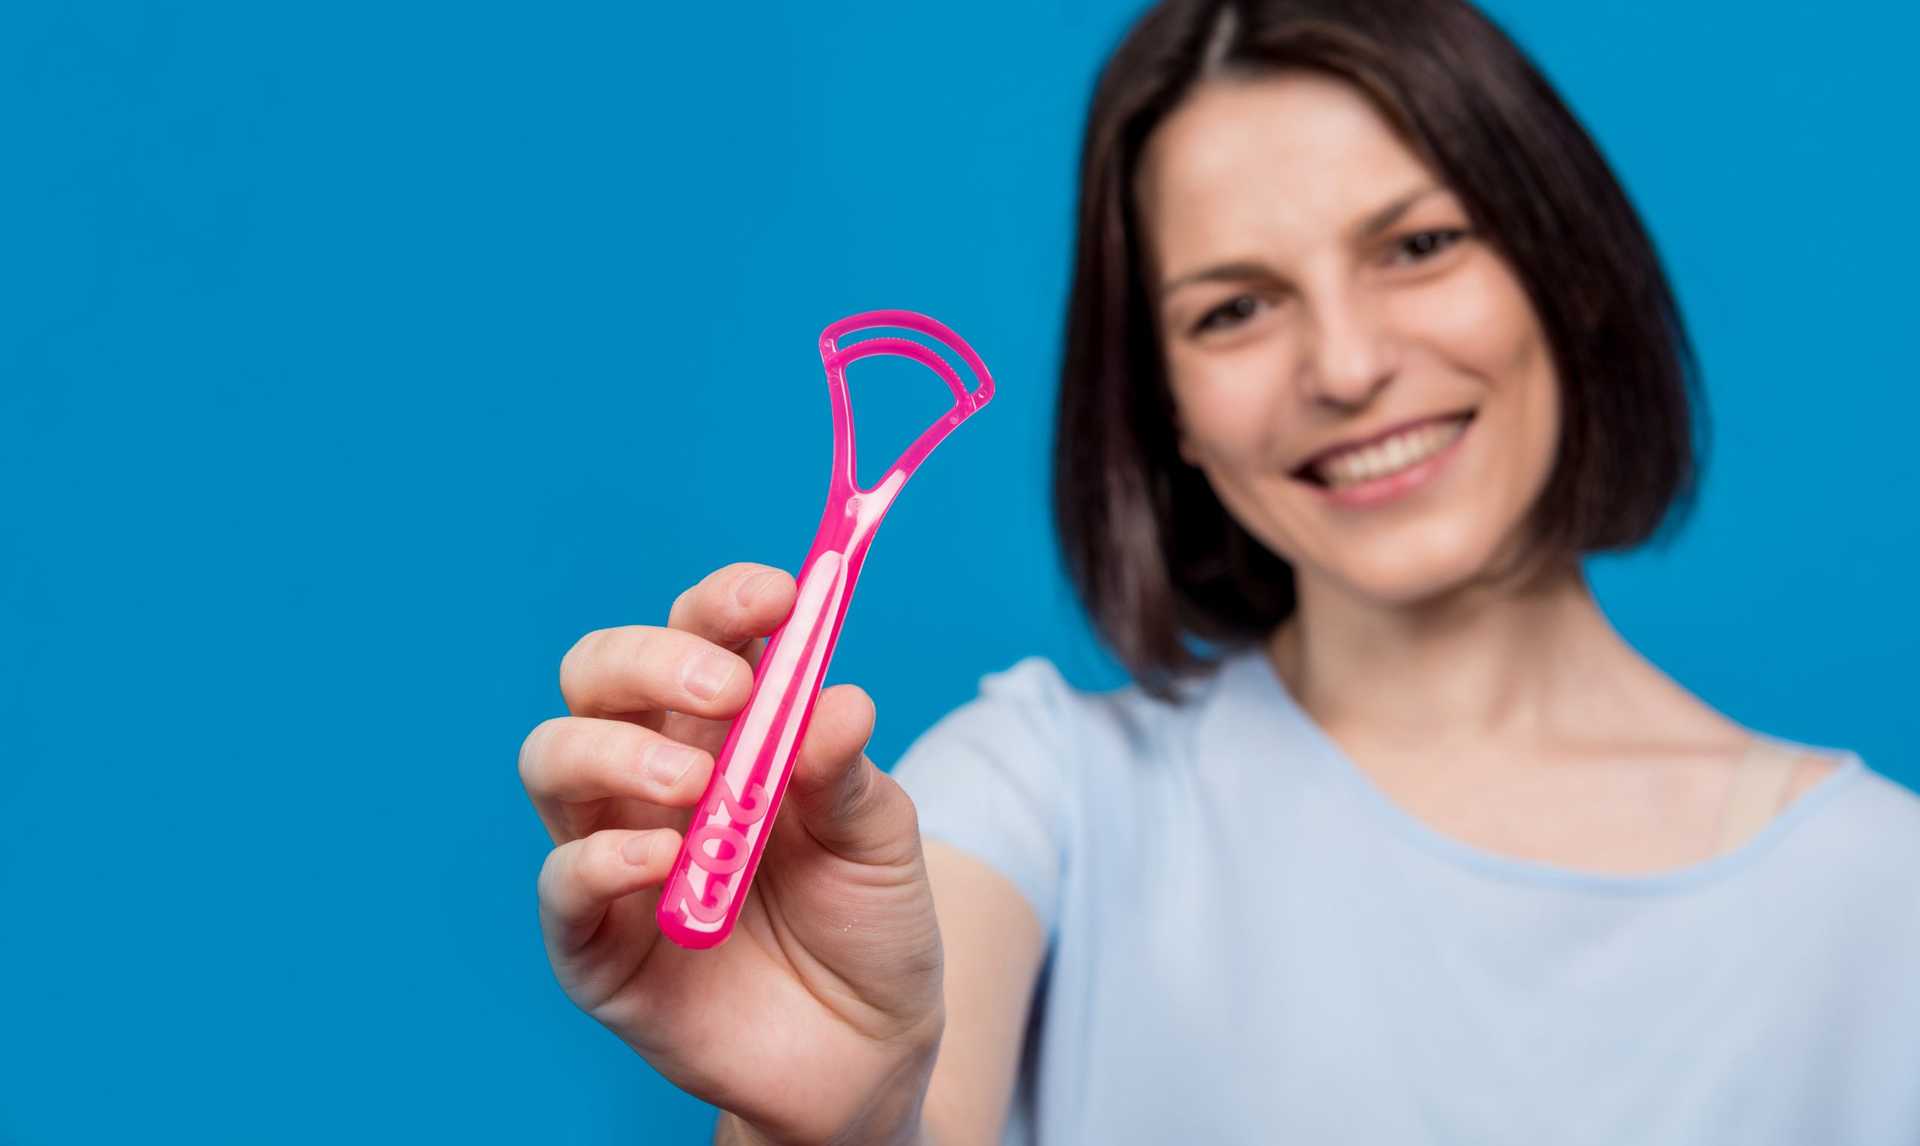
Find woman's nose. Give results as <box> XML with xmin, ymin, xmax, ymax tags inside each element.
<box><xmin>1300</xmin><ymin>291</ymin><xmax>1397</xmax><ymax>411</ymax></box>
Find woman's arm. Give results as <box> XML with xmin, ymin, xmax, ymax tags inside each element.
<box><xmin>914</xmin><ymin>839</ymin><xmax>1049</xmax><ymax>1146</ymax></box>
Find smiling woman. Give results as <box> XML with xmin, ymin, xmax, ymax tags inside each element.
<box><xmin>879</xmin><ymin>0</ymin><xmax>1920</xmax><ymax>1143</ymax></box>
<box><xmin>514</xmin><ymin>0</ymin><xmax>1920</xmax><ymax>1142</ymax></box>
<box><xmin>1135</xmin><ymin>70</ymin><xmax>1573</xmax><ymax>608</ymax></box>
<box><xmin>1059</xmin><ymin>9</ymin><xmax>1699</xmax><ymax>684</ymax></box>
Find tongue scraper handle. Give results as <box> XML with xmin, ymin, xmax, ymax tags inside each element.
<box><xmin>655</xmin><ymin>309</ymin><xmax>995</xmax><ymax>950</ymax></box>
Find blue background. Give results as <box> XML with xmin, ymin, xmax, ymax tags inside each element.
<box><xmin>3</xmin><ymin>1</ymin><xmax>1914</xmax><ymax>1142</ymax></box>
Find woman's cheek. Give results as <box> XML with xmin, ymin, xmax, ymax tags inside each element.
<box><xmin>1178</xmin><ymin>366</ymin><xmax>1287</xmax><ymax>463</ymax></box>
<box><xmin>1423</xmin><ymin>255</ymin><xmax>1538</xmax><ymax>368</ymax></box>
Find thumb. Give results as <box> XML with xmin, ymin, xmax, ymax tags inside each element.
<box><xmin>783</xmin><ymin>683</ymin><xmax>918</xmax><ymax>867</ymax></box>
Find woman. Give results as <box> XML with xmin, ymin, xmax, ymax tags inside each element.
<box><xmin>517</xmin><ymin>1</ymin><xmax>1920</xmax><ymax>1142</ymax></box>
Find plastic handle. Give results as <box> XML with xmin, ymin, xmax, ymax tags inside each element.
<box><xmin>655</xmin><ymin>310</ymin><xmax>994</xmax><ymax>950</ymax></box>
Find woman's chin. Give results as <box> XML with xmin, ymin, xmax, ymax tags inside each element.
<box><xmin>1305</xmin><ymin>532</ymin><xmax>1508</xmax><ymax>608</ymax></box>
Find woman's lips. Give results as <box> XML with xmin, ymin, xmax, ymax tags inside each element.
<box><xmin>1292</xmin><ymin>408</ymin><xmax>1476</xmax><ymax>475</ymax></box>
<box><xmin>1296</xmin><ymin>412</ymin><xmax>1475</xmax><ymax>508</ymax></box>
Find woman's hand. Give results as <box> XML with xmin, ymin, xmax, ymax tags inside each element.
<box><xmin>519</xmin><ymin>562</ymin><xmax>945</xmax><ymax>1145</ymax></box>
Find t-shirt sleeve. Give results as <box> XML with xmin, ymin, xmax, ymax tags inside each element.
<box><xmin>885</xmin><ymin>656</ymin><xmax>1078</xmax><ymax>938</ymax></box>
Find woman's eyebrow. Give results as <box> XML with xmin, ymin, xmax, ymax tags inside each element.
<box><xmin>1156</xmin><ymin>182</ymin><xmax>1446</xmax><ymax>303</ymax></box>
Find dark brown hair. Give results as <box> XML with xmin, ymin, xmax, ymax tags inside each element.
<box><xmin>1053</xmin><ymin>0</ymin><xmax>1706</xmax><ymax>698</ymax></box>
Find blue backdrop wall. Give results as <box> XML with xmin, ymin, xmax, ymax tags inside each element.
<box><xmin>3</xmin><ymin>1</ymin><xmax>1914</xmax><ymax>1142</ymax></box>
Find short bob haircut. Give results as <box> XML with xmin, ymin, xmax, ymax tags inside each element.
<box><xmin>1055</xmin><ymin>0</ymin><xmax>1706</xmax><ymax>699</ymax></box>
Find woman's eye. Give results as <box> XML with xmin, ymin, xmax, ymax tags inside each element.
<box><xmin>1192</xmin><ymin>294</ymin><xmax>1264</xmax><ymax>335</ymax></box>
<box><xmin>1186</xmin><ymin>231</ymin><xmax>1470</xmax><ymax>336</ymax></box>
<box><xmin>1392</xmin><ymin>227</ymin><xmax>1471</xmax><ymax>264</ymax></box>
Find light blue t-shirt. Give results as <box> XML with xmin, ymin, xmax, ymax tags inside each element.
<box><xmin>887</xmin><ymin>649</ymin><xmax>1920</xmax><ymax>1145</ymax></box>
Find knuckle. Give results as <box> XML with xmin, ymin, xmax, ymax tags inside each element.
<box><xmin>601</xmin><ymin>829</ymin><xmax>636</xmax><ymax>871</ymax></box>
<box><xmin>668</xmin><ymin>562</ymin><xmax>754</xmax><ymax>628</ymax></box>
<box><xmin>719</xmin><ymin>559</ymin><xmax>774</xmax><ymax>585</ymax></box>
<box><xmin>619</xmin><ymin>626</ymin><xmax>671</xmax><ymax>687</ymax></box>
<box><xmin>542</xmin><ymin>719</ymin><xmax>635</xmax><ymax>799</ymax></box>
<box><xmin>519</xmin><ymin>717</ymin><xmax>567</xmax><ymax>789</ymax></box>
<box><xmin>895</xmin><ymin>778</ymin><xmax>922</xmax><ymax>835</ymax></box>
<box><xmin>672</xmin><ymin>562</ymin><xmax>785</xmax><ymax>635</ymax></box>
<box><xmin>558</xmin><ymin>628</ymin><xmax>610</xmax><ymax>706</ymax></box>
<box><xmin>724</xmin><ymin>562</ymin><xmax>775</xmax><ymax>601</ymax></box>
<box><xmin>535</xmin><ymin>842</ymin><xmax>571</xmax><ymax>903</ymax></box>
<box><xmin>574</xmin><ymin>831</ymin><xmax>629</xmax><ymax>893</ymax></box>
<box><xmin>833</xmin><ymin>759</ymin><xmax>875</xmax><ymax>822</ymax></box>
<box><xmin>667</xmin><ymin>582</ymin><xmax>701</xmax><ymax>628</ymax></box>
<box><xmin>564</xmin><ymin>625</ymin><xmax>675</xmax><ymax>710</ymax></box>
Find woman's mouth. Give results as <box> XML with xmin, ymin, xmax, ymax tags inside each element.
<box><xmin>1292</xmin><ymin>411</ymin><xmax>1476</xmax><ymax>507</ymax></box>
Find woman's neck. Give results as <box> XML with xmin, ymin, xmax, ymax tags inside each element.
<box><xmin>1265</xmin><ymin>556</ymin><xmax>1648</xmax><ymax>753</ymax></box>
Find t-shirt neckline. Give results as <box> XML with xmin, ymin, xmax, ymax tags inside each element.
<box><xmin>1222</xmin><ymin>646</ymin><xmax>1869</xmax><ymax>894</ymax></box>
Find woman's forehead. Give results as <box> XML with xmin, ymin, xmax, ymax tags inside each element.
<box><xmin>1135</xmin><ymin>87</ymin><xmax>1445</xmax><ymax>285</ymax></box>
<box><xmin>1138</xmin><ymin>76</ymin><xmax>1429</xmax><ymax>215</ymax></box>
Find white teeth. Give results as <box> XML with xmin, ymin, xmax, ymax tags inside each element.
<box><xmin>1314</xmin><ymin>416</ymin><xmax>1468</xmax><ymax>488</ymax></box>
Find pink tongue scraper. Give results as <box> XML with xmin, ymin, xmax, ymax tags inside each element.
<box><xmin>656</xmin><ymin>309</ymin><xmax>995</xmax><ymax>950</ymax></box>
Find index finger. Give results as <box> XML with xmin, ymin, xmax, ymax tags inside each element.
<box><xmin>667</xmin><ymin>561</ymin><xmax>797</xmax><ymax>670</ymax></box>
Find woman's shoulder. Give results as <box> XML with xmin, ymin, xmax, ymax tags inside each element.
<box><xmin>1758</xmin><ymin>729</ymin><xmax>1919</xmax><ymax>823</ymax></box>
<box><xmin>1780</xmin><ymin>751</ymin><xmax>1840</xmax><ymax>805</ymax></box>
<box><xmin>1833</xmin><ymin>758</ymin><xmax>1920</xmax><ymax>843</ymax></box>
<box><xmin>915</xmin><ymin>651</ymin><xmax>1301</xmax><ymax>817</ymax></box>
<box><xmin>1769</xmin><ymin>742</ymin><xmax>1920</xmax><ymax>893</ymax></box>
<box><xmin>958</xmin><ymin>650</ymin><xmax>1234</xmax><ymax>754</ymax></box>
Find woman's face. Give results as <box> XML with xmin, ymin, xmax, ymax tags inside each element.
<box><xmin>1135</xmin><ymin>70</ymin><xmax>1562</xmax><ymax>609</ymax></box>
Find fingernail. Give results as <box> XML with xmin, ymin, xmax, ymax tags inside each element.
<box><xmin>681</xmin><ymin>652</ymin><xmax>735</xmax><ymax>701</ymax></box>
<box><xmin>623</xmin><ymin>833</ymin><xmax>663</xmax><ymax>865</ymax></box>
<box><xmin>735</xmin><ymin>571</ymin><xmax>779</xmax><ymax>607</ymax></box>
<box><xmin>645</xmin><ymin>742</ymin><xmax>701</xmax><ymax>786</ymax></box>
